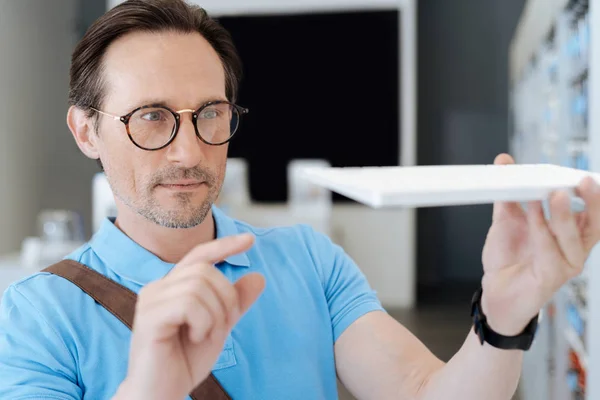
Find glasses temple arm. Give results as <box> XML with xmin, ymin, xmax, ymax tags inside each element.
<box><xmin>90</xmin><ymin>107</ymin><xmax>121</xmax><ymax>121</ymax></box>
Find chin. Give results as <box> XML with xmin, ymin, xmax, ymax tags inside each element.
<box><xmin>141</xmin><ymin>201</ymin><xmax>213</xmax><ymax>229</ymax></box>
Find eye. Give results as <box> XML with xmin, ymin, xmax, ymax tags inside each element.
<box><xmin>199</xmin><ymin>107</ymin><xmax>219</xmax><ymax>119</ymax></box>
<box><xmin>141</xmin><ymin>110</ymin><xmax>166</xmax><ymax>122</ymax></box>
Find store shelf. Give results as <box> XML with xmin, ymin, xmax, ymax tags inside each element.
<box><xmin>565</xmin><ymin>326</ymin><xmax>588</xmax><ymax>370</ymax></box>
<box><xmin>570</xmin><ymin>63</ymin><xmax>588</xmax><ymax>85</ymax></box>
<box><xmin>566</xmin><ymin>0</ymin><xmax>590</xmax><ymax>20</ymax></box>
<box><xmin>565</xmin><ymin>281</ymin><xmax>588</xmax><ymax>321</ymax></box>
<box><xmin>510</xmin><ymin>0</ymin><xmax>598</xmax><ymax>399</ymax></box>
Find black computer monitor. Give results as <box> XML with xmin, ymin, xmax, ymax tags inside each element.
<box><xmin>219</xmin><ymin>10</ymin><xmax>400</xmax><ymax>202</ymax></box>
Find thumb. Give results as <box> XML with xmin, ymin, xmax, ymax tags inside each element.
<box><xmin>233</xmin><ymin>273</ymin><xmax>266</xmax><ymax>320</ymax></box>
<box><xmin>492</xmin><ymin>153</ymin><xmax>525</xmax><ymax>222</ymax></box>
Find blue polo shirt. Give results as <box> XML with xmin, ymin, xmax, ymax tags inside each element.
<box><xmin>0</xmin><ymin>206</ymin><xmax>384</xmax><ymax>399</ymax></box>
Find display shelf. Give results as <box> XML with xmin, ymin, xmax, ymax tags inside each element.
<box><xmin>510</xmin><ymin>0</ymin><xmax>598</xmax><ymax>399</ymax></box>
<box><xmin>565</xmin><ymin>326</ymin><xmax>588</xmax><ymax>370</ymax></box>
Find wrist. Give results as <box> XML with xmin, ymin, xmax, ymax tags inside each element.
<box><xmin>471</xmin><ymin>287</ymin><xmax>539</xmax><ymax>351</ymax></box>
<box><xmin>480</xmin><ymin>293</ymin><xmax>532</xmax><ymax>336</ymax></box>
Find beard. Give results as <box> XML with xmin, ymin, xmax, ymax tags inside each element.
<box><xmin>109</xmin><ymin>164</ymin><xmax>223</xmax><ymax>229</ymax></box>
<box><xmin>137</xmin><ymin>191</ymin><xmax>215</xmax><ymax>229</ymax></box>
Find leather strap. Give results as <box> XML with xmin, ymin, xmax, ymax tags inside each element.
<box><xmin>470</xmin><ymin>287</ymin><xmax>538</xmax><ymax>351</ymax></box>
<box><xmin>43</xmin><ymin>260</ymin><xmax>232</xmax><ymax>400</ymax></box>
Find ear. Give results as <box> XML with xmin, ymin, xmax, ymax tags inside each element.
<box><xmin>67</xmin><ymin>106</ymin><xmax>101</xmax><ymax>160</ymax></box>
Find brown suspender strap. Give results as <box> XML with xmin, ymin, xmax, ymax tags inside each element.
<box><xmin>44</xmin><ymin>260</ymin><xmax>136</xmax><ymax>329</ymax></box>
<box><xmin>43</xmin><ymin>260</ymin><xmax>232</xmax><ymax>400</ymax></box>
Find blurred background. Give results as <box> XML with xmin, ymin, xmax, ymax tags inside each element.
<box><xmin>0</xmin><ymin>0</ymin><xmax>594</xmax><ymax>399</ymax></box>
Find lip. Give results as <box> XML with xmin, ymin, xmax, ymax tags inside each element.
<box><xmin>158</xmin><ymin>181</ymin><xmax>205</xmax><ymax>190</ymax></box>
<box><xmin>161</xmin><ymin>179</ymin><xmax>203</xmax><ymax>186</ymax></box>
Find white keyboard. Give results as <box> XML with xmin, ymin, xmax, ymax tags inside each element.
<box><xmin>300</xmin><ymin>164</ymin><xmax>599</xmax><ymax>208</ymax></box>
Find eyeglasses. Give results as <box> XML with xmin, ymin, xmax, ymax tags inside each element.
<box><xmin>91</xmin><ymin>101</ymin><xmax>249</xmax><ymax>151</ymax></box>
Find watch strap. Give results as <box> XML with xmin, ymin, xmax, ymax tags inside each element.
<box><xmin>471</xmin><ymin>287</ymin><xmax>538</xmax><ymax>351</ymax></box>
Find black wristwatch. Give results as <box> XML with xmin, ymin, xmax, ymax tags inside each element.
<box><xmin>470</xmin><ymin>287</ymin><xmax>539</xmax><ymax>351</ymax></box>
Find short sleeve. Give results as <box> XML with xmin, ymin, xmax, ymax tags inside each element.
<box><xmin>0</xmin><ymin>285</ymin><xmax>82</xmax><ymax>400</ymax></box>
<box><xmin>306</xmin><ymin>227</ymin><xmax>386</xmax><ymax>342</ymax></box>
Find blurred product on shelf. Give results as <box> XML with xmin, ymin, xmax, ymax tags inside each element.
<box><xmin>216</xmin><ymin>157</ymin><xmax>251</xmax><ymax>213</ymax></box>
<box><xmin>510</xmin><ymin>0</ymin><xmax>596</xmax><ymax>398</ymax></box>
<box><xmin>567</xmin><ymin>348</ymin><xmax>586</xmax><ymax>400</ymax></box>
<box><xmin>570</xmin><ymin>78</ymin><xmax>588</xmax><ymax>140</ymax></box>
<box><xmin>20</xmin><ymin>210</ymin><xmax>86</xmax><ymax>269</ymax></box>
<box><xmin>92</xmin><ymin>172</ymin><xmax>117</xmax><ymax>233</ymax></box>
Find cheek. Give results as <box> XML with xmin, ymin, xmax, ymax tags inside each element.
<box><xmin>210</xmin><ymin>144</ymin><xmax>229</xmax><ymax>163</ymax></box>
<box><xmin>195</xmin><ymin>142</ymin><xmax>227</xmax><ymax>169</ymax></box>
<box><xmin>103</xmin><ymin>151</ymin><xmax>135</xmax><ymax>191</ymax></box>
<box><xmin>96</xmin><ymin>128</ymin><xmax>145</xmax><ymax>193</ymax></box>
<box><xmin>207</xmin><ymin>146</ymin><xmax>228</xmax><ymax>177</ymax></box>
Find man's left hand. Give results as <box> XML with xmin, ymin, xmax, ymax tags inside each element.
<box><xmin>480</xmin><ymin>153</ymin><xmax>600</xmax><ymax>336</ymax></box>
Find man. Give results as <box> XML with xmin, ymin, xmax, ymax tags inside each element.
<box><xmin>0</xmin><ymin>0</ymin><xmax>597</xmax><ymax>399</ymax></box>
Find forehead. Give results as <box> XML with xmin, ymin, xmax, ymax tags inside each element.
<box><xmin>101</xmin><ymin>30</ymin><xmax>226</xmax><ymax>110</ymax></box>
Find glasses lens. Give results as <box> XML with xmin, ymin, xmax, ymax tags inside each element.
<box><xmin>129</xmin><ymin>107</ymin><xmax>176</xmax><ymax>149</ymax></box>
<box><xmin>196</xmin><ymin>103</ymin><xmax>240</xmax><ymax>144</ymax></box>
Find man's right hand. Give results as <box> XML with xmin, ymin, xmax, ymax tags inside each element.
<box><xmin>113</xmin><ymin>233</ymin><xmax>265</xmax><ymax>400</ymax></box>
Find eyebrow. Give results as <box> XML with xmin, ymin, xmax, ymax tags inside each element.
<box><xmin>127</xmin><ymin>97</ymin><xmax>229</xmax><ymax>111</ymax></box>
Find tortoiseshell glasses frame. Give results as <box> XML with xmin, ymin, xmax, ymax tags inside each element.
<box><xmin>90</xmin><ymin>100</ymin><xmax>249</xmax><ymax>151</ymax></box>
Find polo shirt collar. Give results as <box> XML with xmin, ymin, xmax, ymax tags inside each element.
<box><xmin>213</xmin><ymin>205</ymin><xmax>251</xmax><ymax>267</ymax></box>
<box><xmin>89</xmin><ymin>205</ymin><xmax>250</xmax><ymax>286</ymax></box>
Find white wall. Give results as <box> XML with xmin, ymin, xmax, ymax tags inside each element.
<box><xmin>0</xmin><ymin>0</ymin><xmax>79</xmax><ymax>254</ymax></box>
<box><xmin>331</xmin><ymin>206</ymin><xmax>414</xmax><ymax>308</ymax></box>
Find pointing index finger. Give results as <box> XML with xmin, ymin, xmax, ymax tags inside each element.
<box><xmin>179</xmin><ymin>233</ymin><xmax>255</xmax><ymax>267</ymax></box>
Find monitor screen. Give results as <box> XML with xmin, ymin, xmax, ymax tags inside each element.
<box><xmin>219</xmin><ymin>10</ymin><xmax>400</xmax><ymax>202</ymax></box>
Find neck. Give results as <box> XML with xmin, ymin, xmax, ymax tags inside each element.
<box><xmin>112</xmin><ymin>202</ymin><xmax>216</xmax><ymax>264</ymax></box>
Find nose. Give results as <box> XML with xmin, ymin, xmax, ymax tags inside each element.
<box><xmin>165</xmin><ymin>113</ymin><xmax>203</xmax><ymax>168</ymax></box>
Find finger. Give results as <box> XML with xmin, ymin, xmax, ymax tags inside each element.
<box><xmin>492</xmin><ymin>153</ymin><xmax>525</xmax><ymax>222</ymax></box>
<box><xmin>201</xmin><ymin>266</ymin><xmax>240</xmax><ymax>325</ymax></box>
<box><xmin>576</xmin><ymin>211</ymin><xmax>589</xmax><ymax>231</ymax></box>
<box><xmin>527</xmin><ymin>200</ymin><xmax>550</xmax><ymax>234</ymax></box>
<box><xmin>163</xmin><ymin>263</ymin><xmax>241</xmax><ymax>325</ymax></box>
<box><xmin>527</xmin><ymin>200</ymin><xmax>560</xmax><ymax>264</ymax></box>
<box><xmin>144</xmin><ymin>274</ymin><xmax>230</xmax><ymax>336</ymax></box>
<box><xmin>548</xmin><ymin>191</ymin><xmax>586</xmax><ymax>273</ymax></box>
<box><xmin>142</xmin><ymin>285</ymin><xmax>225</xmax><ymax>343</ymax></box>
<box><xmin>190</xmin><ymin>281</ymin><xmax>228</xmax><ymax>341</ymax></box>
<box><xmin>183</xmin><ymin>296</ymin><xmax>219</xmax><ymax>343</ymax></box>
<box><xmin>576</xmin><ymin>176</ymin><xmax>600</xmax><ymax>251</ymax></box>
<box><xmin>494</xmin><ymin>152</ymin><xmax>515</xmax><ymax>165</ymax></box>
<box><xmin>178</xmin><ymin>233</ymin><xmax>255</xmax><ymax>267</ymax></box>
<box><xmin>164</xmin><ymin>264</ymin><xmax>240</xmax><ymax>318</ymax></box>
<box><xmin>136</xmin><ymin>295</ymin><xmax>214</xmax><ymax>343</ymax></box>
<box><xmin>232</xmin><ymin>273</ymin><xmax>266</xmax><ymax>326</ymax></box>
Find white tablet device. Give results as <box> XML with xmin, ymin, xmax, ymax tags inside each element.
<box><xmin>300</xmin><ymin>164</ymin><xmax>598</xmax><ymax>209</ymax></box>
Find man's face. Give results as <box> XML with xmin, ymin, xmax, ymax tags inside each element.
<box><xmin>95</xmin><ymin>31</ymin><xmax>229</xmax><ymax>228</ymax></box>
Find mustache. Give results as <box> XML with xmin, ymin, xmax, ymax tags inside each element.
<box><xmin>150</xmin><ymin>167</ymin><xmax>216</xmax><ymax>187</ymax></box>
